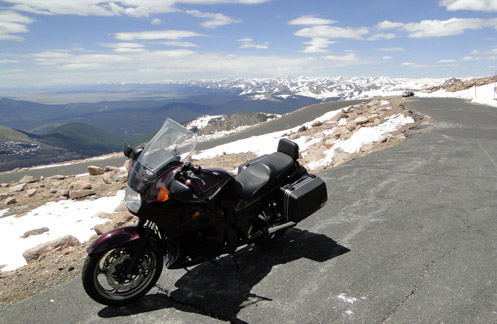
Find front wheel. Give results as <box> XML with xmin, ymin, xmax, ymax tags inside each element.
<box><xmin>82</xmin><ymin>244</ymin><xmax>163</xmax><ymax>306</ymax></box>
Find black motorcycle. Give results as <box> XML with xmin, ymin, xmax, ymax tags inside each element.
<box><xmin>82</xmin><ymin>118</ymin><xmax>327</xmax><ymax>306</ymax></box>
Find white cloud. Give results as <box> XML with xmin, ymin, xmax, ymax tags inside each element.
<box><xmin>99</xmin><ymin>42</ymin><xmax>145</xmax><ymax>48</ymax></box>
<box><xmin>184</xmin><ymin>9</ymin><xmax>241</xmax><ymax>28</ymax></box>
<box><xmin>301</xmin><ymin>38</ymin><xmax>336</xmax><ymax>53</ymax></box>
<box><xmin>377</xmin><ymin>20</ymin><xmax>405</xmax><ymax>29</ymax></box>
<box><xmin>382</xmin><ymin>56</ymin><xmax>393</xmax><ymax>60</ymax></box>
<box><xmin>322</xmin><ymin>53</ymin><xmax>358</xmax><ymax>62</ymax></box>
<box><xmin>151</xmin><ymin>18</ymin><xmax>163</xmax><ymax>25</ymax></box>
<box><xmin>159</xmin><ymin>41</ymin><xmax>199</xmax><ymax>47</ymax></box>
<box><xmin>368</xmin><ymin>33</ymin><xmax>395</xmax><ymax>41</ymax></box>
<box><xmin>288</xmin><ymin>15</ymin><xmax>336</xmax><ymax>26</ymax></box>
<box><xmin>238</xmin><ymin>38</ymin><xmax>269</xmax><ymax>49</ymax></box>
<box><xmin>438</xmin><ymin>59</ymin><xmax>456</xmax><ymax>63</ymax></box>
<box><xmin>0</xmin><ymin>10</ymin><xmax>34</xmax><ymax>41</ymax></box>
<box><xmin>462</xmin><ymin>56</ymin><xmax>481</xmax><ymax>61</ymax></box>
<box><xmin>3</xmin><ymin>47</ymin><xmax>366</xmax><ymax>87</ymax></box>
<box><xmin>401</xmin><ymin>62</ymin><xmax>428</xmax><ymax>68</ymax></box>
<box><xmin>295</xmin><ymin>25</ymin><xmax>369</xmax><ymax>40</ymax></box>
<box><xmin>440</xmin><ymin>0</ymin><xmax>497</xmax><ymax>12</ymax></box>
<box><xmin>294</xmin><ymin>24</ymin><xmax>369</xmax><ymax>53</ymax></box>
<box><xmin>378</xmin><ymin>47</ymin><xmax>405</xmax><ymax>52</ymax></box>
<box><xmin>3</xmin><ymin>0</ymin><xmax>269</xmax><ymax>17</ymax></box>
<box><xmin>114</xmin><ymin>30</ymin><xmax>205</xmax><ymax>41</ymax></box>
<box><xmin>378</xmin><ymin>17</ymin><xmax>497</xmax><ymax>38</ymax></box>
<box><xmin>0</xmin><ymin>59</ymin><xmax>19</xmax><ymax>63</ymax></box>
<box><xmin>404</xmin><ymin>17</ymin><xmax>488</xmax><ymax>38</ymax></box>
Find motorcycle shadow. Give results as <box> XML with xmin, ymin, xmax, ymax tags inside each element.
<box><xmin>98</xmin><ymin>228</ymin><xmax>349</xmax><ymax>322</ymax></box>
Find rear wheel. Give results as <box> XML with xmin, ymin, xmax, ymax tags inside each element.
<box><xmin>82</xmin><ymin>244</ymin><xmax>163</xmax><ymax>306</ymax></box>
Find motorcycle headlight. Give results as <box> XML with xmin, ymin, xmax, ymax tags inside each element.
<box><xmin>124</xmin><ymin>185</ymin><xmax>142</xmax><ymax>214</ymax></box>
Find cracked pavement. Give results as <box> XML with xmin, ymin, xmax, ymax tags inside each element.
<box><xmin>1</xmin><ymin>98</ymin><xmax>497</xmax><ymax>323</ymax></box>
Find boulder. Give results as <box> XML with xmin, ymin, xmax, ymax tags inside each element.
<box><xmin>57</xmin><ymin>189</ymin><xmax>69</xmax><ymax>198</ymax></box>
<box><xmin>104</xmin><ymin>166</ymin><xmax>119</xmax><ymax>172</ymax></box>
<box><xmin>21</xmin><ymin>227</ymin><xmax>49</xmax><ymax>239</ymax></box>
<box><xmin>69</xmin><ymin>190</ymin><xmax>95</xmax><ymax>199</ymax></box>
<box><xmin>354</xmin><ymin>116</ymin><xmax>369</xmax><ymax>125</ymax></box>
<box><xmin>26</xmin><ymin>188</ymin><xmax>37</xmax><ymax>197</ymax></box>
<box><xmin>9</xmin><ymin>183</ymin><xmax>26</xmax><ymax>193</ymax></box>
<box><xmin>19</xmin><ymin>175</ymin><xmax>38</xmax><ymax>184</ymax></box>
<box><xmin>94</xmin><ymin>221</ymin><xmax>114</xmax><ymax>235</ymax></box>
<box><xmin>5</xmin><ymin>197</ymin><xmax>17</xmax><ymax>206</ymax></box>
<box><xmin>72</xmin><ymin>180</ymin><xmax>92</xmax><ymax>190</ymax></box>
<box><xmin>113</xmin><ymin>211</ymin><xmax>135</xmax><ymax>227</ymax></box>
<box><xmin>330</xmin><ymin>111</ymin><xmax>348</xmax><ymax>122</ymax></box>
<box><xmin>346</xmin><ymin>120</ymin><xmax>356</xmax><ymax>131</ymax></box>
<box><xmin>88</xmin><ymin>165</ymin><xmax>105</xmax><ymax>176</ymax></box>
<box><xmin>102</xmin><ymin>172</ymin><xmax>116</xmax><ymax>184</ymax></box>
<box><xmin>324</xmin><ymin>139</ymin><xmax>335</xmax><ymax>149</ymax></box>
<box><xmin>22</xmin><ymin>235</ymin><xmax>80</xmax><ymax>263</ymax></box>
<box><xmin>48</xmin><ymin>175</ymin><xmax>66</xmax><ymax>181</ymax></box>
<box><xmin>331</xmin><ymin>126</ymin><xmax>345</xmax><ymax>139</ymax></box>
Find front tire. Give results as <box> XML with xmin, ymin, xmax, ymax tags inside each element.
<box><xmin>82</xmin><ymin>244</ymin><xmax>163</xmax><ymax>306</ymax></box>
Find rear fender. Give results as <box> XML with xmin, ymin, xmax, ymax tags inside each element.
<box><xmin>87</xmin><ymin>226</ymin><xmax>143</xmax><ymax>255</ymax></box>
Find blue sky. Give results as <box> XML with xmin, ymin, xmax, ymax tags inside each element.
<box><xmin>1</xmin><ymin>0</ymin><xmax>497</xmax><ymax>88</ymax></box>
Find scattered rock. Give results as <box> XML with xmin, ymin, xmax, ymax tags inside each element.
<box><xmin>26</xmin><ymin>189</ymin><xmax>37</xmax><ymax>197</ymax></box>
<box><xmin>22</xmin><ymin>235</ymin><xmax>80</xmax><ymax>263</ymax></box>
<box><xmin>354</xmin><ymin>116</ymin><xmax>369</xmax><ymax>125</ymax></box>
<box><xmin>346</xmin><ymin>120</ymin><xmax>357</xmax><ymax>131</ymax></box>
<box><xmin>88</xmin><ymin>166</ymin><xmax>105</xmax><ymax>176</ymax></box>
<box><xmin>19</xmin><ymin>175</ymin><xmax>38</xmax><ymax>184</ymax></box>
<box><xmin>104</xmin><ymin>166</ymin><xmax>119</xmax><ymax>172</ymax></box>
<box><xmin>113</xmin><ymin>211</ymin><xmax>135</xmax><ymax>227</ymax></box>
<box><xmin>8</xmin><ymin>183</ymin><xmax>26</xmax><ymax>193</ymax></box>
<box><xmin>71</xmin><ymin>181</ymin><xmax>92</xmax><ymax>190</ymax></box>
<box><xmin>102</xmin><ymin>172</ymin><xmax>116</xmax><ymax>184</ymax></box>
<box><xmin>69</xmin><ymin>190</ymin><xmax>96</xmax><ymax>199</ymax></box>
<box><xmin>94</xmin><ymin>221</ymin><xmax>114</xmax><ymax>235</ymax></box>
<box><xmin>5</xmin><ymin>197</ymin><xmax>17</xmax><ymax>206</ymax></box>
<box><xmin>20</xmin><ymin>227</ymin><xmax>49</xmax><ymax>239</ymax></box>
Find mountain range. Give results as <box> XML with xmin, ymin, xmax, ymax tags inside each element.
<box><xmin>0</xmin><ymin>76</ymin><xmax>447</xmax><ymax>172</ymax></box>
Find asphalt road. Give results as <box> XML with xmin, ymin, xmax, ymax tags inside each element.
<box><xmin>1</xmin><ymin>98</ymin><xmax>497</xmax><ymax>323</ymax></box>
<box><xmin>0</xmin><ymin>100</ymin><xmax>362</xmax><ymax>184</ymax></box>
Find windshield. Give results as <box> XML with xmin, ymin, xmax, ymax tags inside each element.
<box><xmin>137</xmin><ymin>118</ymin><xmax>197</xmax><ymax>173</ymax></box>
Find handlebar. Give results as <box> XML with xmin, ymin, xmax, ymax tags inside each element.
<box><xmin>181</xmin><ymin>162</ymin><xmax>214</xmax><ymax>176</ymax></box>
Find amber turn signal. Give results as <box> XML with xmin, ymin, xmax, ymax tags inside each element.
<box><xmin>157</xmin><ymin>186</ymin><xmax>170</xmax><ymax>202</ymax></box>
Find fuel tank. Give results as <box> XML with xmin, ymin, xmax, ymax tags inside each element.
<box><xmin>188</xmin><ymin>168</ymin><xmax>234</xmax><ymax>199</ymax></box>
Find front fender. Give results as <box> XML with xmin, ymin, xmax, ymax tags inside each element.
<box><xmin>87</xmin><ymin>226</ymin><xmax>143</xmax><ymax>255</ymax></box>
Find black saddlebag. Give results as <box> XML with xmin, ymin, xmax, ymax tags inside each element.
<box><xmin>280</xmin><ymin>174</ymin><xmax>327</xmax><ymax>222</ymax></box>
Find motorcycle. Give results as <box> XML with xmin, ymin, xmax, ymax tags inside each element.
<box><xmin>82</xmin><ymin>118</ymin><xmax>328</xmax><ymax>306</ymax></box>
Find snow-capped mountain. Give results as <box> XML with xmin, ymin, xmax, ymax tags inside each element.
<box><xmin>186</xmin><ymin>76</ymin><xmax>446</xmax><ymax>101</ymax></box>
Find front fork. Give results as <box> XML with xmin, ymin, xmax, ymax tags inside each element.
<box><xmin>124</xmin><ymin>221</ymin><xmax>158</xmax><ymax>276</ymax></box>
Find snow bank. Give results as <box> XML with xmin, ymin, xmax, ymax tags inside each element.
<box><xmin>0</xmin><ymin>191</ymin><xmax>125</xmax><ymax>271</ymax></box>
<box><xmin>416</xmin><ymin>83</ymin><xmax>497</xmax><ymax>107</ymax></box>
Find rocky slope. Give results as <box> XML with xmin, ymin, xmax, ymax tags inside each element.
<box><xmin>423</xmin><ymin>75</ymin><xmax>497</xmax><ymax>93</ymax></box>
<box><xmin>0</xmin><ymin>98</ymin><xmax>423</xmax><ymax>309</ymax></box>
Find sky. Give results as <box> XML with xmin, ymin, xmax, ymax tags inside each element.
<box><xmin>1</xmin><ymin>0</ymin><xmax>497</xmax><ymax>88</ymax></box>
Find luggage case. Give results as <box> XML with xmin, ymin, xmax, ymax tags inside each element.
<box><xmin>280</xmin><ymin>174</ymin><xmax>328</xmax><ymax>222</ymax></box>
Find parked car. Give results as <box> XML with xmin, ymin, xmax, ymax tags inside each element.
<box><xmin>402</xmin><ymin>91</ymin><xmax>414</xmax><ymax>97</ymax></box>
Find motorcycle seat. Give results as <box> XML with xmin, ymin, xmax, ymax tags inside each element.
<box><xmin>235</xmin><ymin>151</ymin><xmax>294</xmax><ymax>200</ymax></box>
